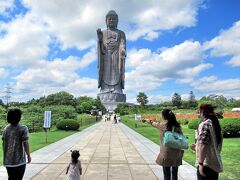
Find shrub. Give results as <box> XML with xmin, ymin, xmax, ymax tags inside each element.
<box><xmin>77</xmin><ymin>114</ymin><xmax>96</xmax><ymax>126</ymax></box>
<box><xmin>188</xmin><ymin>118</ymin><xmax>200</xmax><ymax>129</ymax></box>
<box><xmin>115</xmin><ymin>104</ymin><xmax>130</xmax><ymax>115</ymax></box>
<box><xmin>178</xmin><ymin>118</ymin><xmax>189</xmax><ymax>125</ymax></box>
<box><xmin>56</xmin><ymin>119</ymin><xmax>79</xmax><ymax>131</ymax></box>
<box><xmin>0</xmin><ymin>119</ymin><xmax>7</xmax><ymax>135</ymax></box>
<box><xmin>220</xmin><ymin>118</ymin><xmax>240</xmax><ymax>137</ymax></box>
<box><xmin>21</xmin><ymin>114</ymin><xmax>44</xmax><ymax>133</ymax></box>
<box><xmin>45</xmin><ymin>105</ymin><xmax>78</xmax><ymax>125</ymax></box>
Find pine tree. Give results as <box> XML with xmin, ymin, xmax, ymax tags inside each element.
<box><xmin>136</xmin><ymin>92</ymin><xmax>148</xmax><ymax>106</ymax></box>
<box><xmin>188</xmin><ymin>91</ymin><xmax>197</xmax><ymax>108</ymax></box>
<box><xmin>172</xmin><ymin>92</ymin><xmax>182</xmax><ymax>107</ymax></box>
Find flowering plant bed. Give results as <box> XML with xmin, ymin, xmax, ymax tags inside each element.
<box><xmin>223</xmin><ymin>112</ymin><xmax>240</xmax><ymax>118</ymax></box>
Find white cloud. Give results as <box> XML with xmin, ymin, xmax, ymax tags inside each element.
<box><xmin>176</xmin><ymin>78</ymin><xmax>194</xmax><ymax>84</ymax></box>
<box><xmin>181</xmin><ymin>93</ymin><xmax>191</xmax><ymax>101</ymax></box>
<box><xmin>15</xmin><ymin>54</ymin><xmax>96</xmax><ymax>86</ymax></box>
<box><xmin>10</xmin><ymin>48</ymin><xmax>97</xmax><ymax>101</ymax></box>
<box><xmin>0</xmin><ymin>0</ymin><xmax>14</xmax><ymax>15</ymax></box>
<box><xmin>12</xmin><ymin>76</ymin><xmax>98</xmax><ymax>102</ymax></box>
<box><xmin>19</xmin><ymin>0</ymin><xmax>201</xmax><ymax>50</ymax></box>
<box><xmin>189</xmin><ymin>76</ymin><xmax>240</xmax><ymax>99</ymax></box>
<box><xmin>0</xmin><ymin>0</ymin><xmax>202</xmax><ymax>66</ymax></box>
<box><xmin>127</xmin><ymin>0</ymin><xmax>200</xmax><ymax>40</ymax></box>
<box><xmin>0</xmin><ymin>68</ymin><xmax>7</xmax><ymax>77</ymax></box>
<box><xmin>227</xmin><ymin>55</ymin><xmax>240</xmax><ymax>67</ymax></box>
<box><xmin>148</xmin><ymin>94</ymin><xmax>171</xmax><ymax>104</ymax></box>
<box><xmin>198</xmin><ymin>75</ymin><xmax>218</xmax><ymax>82</ymax></box>
<box><xmin>125</xmin><ymin>40</ymin><xmax>205</xmax><ymax>93</ymax></box>
<box><xmin>204</xmin><ymin>20</ymin><xmax>240</xmax><ymax>67</ymax></box>
<box><xmin>125</xmin><ymin>70</ymin><xmax>166</xmax><ymax>92</ymax></box>
<box><xmin>144</xmin><ymin>31</ymin><xmax>159</xmax><ymax>41</ymax></box>
<box><xmin>177</xmin><ymin>63</ymin><xmax>213</xmax><ymax>78</ymax></box>
<box><xmin>0</xmin><ymin>14</ymin><xmax>50</xmax><ymax>67</ymax></box>
<box><xmin>194</xmin><ymin>77</ymin><xmax>240</xmax><ymax>91</ymax></box>
<box><xmin>127</xmin><ymin>48</ymin><xmax>152</xmax><ymax>68</ymax></box>
<box><xmin>2</xmin><ymin>0</ymin><xmax>239</xmax><ymax>104</ymax></box>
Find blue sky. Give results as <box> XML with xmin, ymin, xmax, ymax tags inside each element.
<box><xmin>0</xmin><ymin>0</ymin><xmax>239</xmax><ymax>104</ymax></box>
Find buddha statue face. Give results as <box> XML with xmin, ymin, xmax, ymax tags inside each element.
<box><xmin>106</xmin><ymin>10</ymin><xmax>118</xmax><ymax>29</ymax></box>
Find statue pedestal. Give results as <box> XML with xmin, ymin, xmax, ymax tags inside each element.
<box><xmin>97</xmin><ymin>92</ymin><xmax>126</xmax><ymax>111</ymax></box>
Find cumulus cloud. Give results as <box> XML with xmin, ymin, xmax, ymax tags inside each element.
<box><xmin>144</xmin><ymin>31</ymin><xmax>159</xmax><ymax>41</ymax></box>
<box><xmin>193</xmin><ymin>77</ymin><xmax>240</xmax><ymax>91</ymax></box>
<box><xmin>188</xmin><ymin>76</ymin><xmax>240</xmax><ymax>99</ymax></box>
<box><xmin>0</xmin><ymin>0</ymin><xmax>201</xmax><ymax>69</ymax></box>
<box><xmin>0</xmin><ymin>68</ymin><xmax>7</xmax><ymax>77</ymax></box>
<box><xmin>0</xmin><ymin>0</ymin><xmax>14</xmax><ymax>15</ymax></box>
<box><xmin>2</xmin><ymin>0</ymin><xmax>239</xmax><ymax>103</ymax></box>
<box><xmin>127</xmin><ymin>0</ymin><xmax>200</xmax><ymax>40</ymax></box>
<box><xmin>19</xmin><ymin>0</ymin><xmax>201</xmax><ymax>50</ymax></box>
<box><xmin>177</xmin><ymin>63</ymin><xmax>213</xmax><ymax>78</ymax></box>
<box><xmin>11</xmin><ymin>49</ymin><xmax>97</xmax><ymax>101</ymax></box>
<box><xmin>127</xmin><ymin>48</ymin><xmax>153</xmax><ymax>68</ymax></box>
<box><xmin>204</xmin><ymin>20</ymin><xmax>240</xmax><ymax>67</ymax></box>
<box><xmin>148</xmin><ymin>94</ymin><xmax>172</xmax><ymax>104</ymax></box>
<box><xmin>12</xmin><ymin>76</ymin><xmax>98</xmax><ymax>102</ymax></box>
<box><xmin>180</xmin><ymin>93</ymin><xmax>190</xmax><ymax>101</ymax></box>
<box><xmin>0</xmin><ymin>14</ymin><xmax>50</xmax><ymax>67</ymax></box>
<box><xmin>125</xmin><ymin>40</ymin><xmax>206</xmax><ymax>93</ymax></box>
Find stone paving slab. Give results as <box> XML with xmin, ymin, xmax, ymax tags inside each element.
<box><xmin>118</xmin><ymin>123</ymin><xmax>197</xmax><ymax>180</ymax></box>
<box><xmin>0</xmin><ymin>121</ymin><xmax>197</xmax><ymax>179</ymax></box>
<box><xmin>0</xmin><ymin>123</ymin><xmax>102</xmax><ymax>180</ymax></box>
<box><xmin>32</xmin><ymin>121</ymin><xmax>158</xmax><ymax>180</ymax></box>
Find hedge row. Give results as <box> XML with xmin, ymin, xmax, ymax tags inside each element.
<box><xmin>178</xmin><ymin>118</ymin><xmax>190</xmax><ymax>125</ymax></box>
<box><xmin>220</xmin><ymin>118</ymin><xmax>240</xmax><ymax>137</ymax></box>
<box><xmin>187</xmin><ymin>117</ymin><xmax>240</xmax><ymax>138</ymax></box>
<box><xmin>56</xmin><ymin>119</ymin><xmax>79</xmax><ymax>130</ymax></box>
<box><xmin>188</xmin><ymin>118</ymin><xmax>200</xmax><ymax>129</ymax></box>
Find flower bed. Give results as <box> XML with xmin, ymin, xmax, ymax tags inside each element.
<box><xmin>142</xmin><ymin>114</ymin><xmax>161</xmax><ymax>121</ymax></box>
<box><xmin>141</xmin><ymin>112</ymin><xmax>240</xmax><ymax>121</ymax></box>
<box><xmin>223</xmin><ymin>112</ymin><xmax>240</xmax><ymax>118</ymax></box>
<box><xmin>176</xmin><ymin>113</ymin><xmax>199</xmax><ymax>119</ymax></box>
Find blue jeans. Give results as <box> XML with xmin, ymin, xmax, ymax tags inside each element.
<box><xmin>197</xmin><ymin>166</ymin><xmax>219</xmax><ymax>180</ymax></box>
<box><xmin>6</xmin><ymin>164</ymin><xmax>26</xmax><ymax>180</ymax></box>
<box><xmin>163</xmin><ymin>166</ymin><xmax>178</xmax><ymax>180</ymax></box>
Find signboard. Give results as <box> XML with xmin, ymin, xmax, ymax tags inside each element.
<box><xmin>43</xmin><ymin>111</ymin><xmax>51</xmax><ymax>128</ymax></box>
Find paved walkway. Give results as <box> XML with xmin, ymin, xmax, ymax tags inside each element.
<box><xmin>0</xmin><ymin>121</ymin><xmax>197</xmax><ymax>180</ymax></box>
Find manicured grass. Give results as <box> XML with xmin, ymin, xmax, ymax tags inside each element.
<box><xmin>121</xmin><ymin>116</ymin><xmax>240</xmax><ymax>180</ymax></box>
<box><xmin>0</xmin><ymin>122</ymin><xmax>97</xmax><ymax>165</ymax></box>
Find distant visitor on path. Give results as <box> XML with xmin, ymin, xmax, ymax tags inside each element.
<box><xmin>191</xmin><ymin>104</ymin><xmax>223</xmax><ymax>180</ymax></box>
<box><xmin>97</xmin><ymin>10</ymin><xmax>126</xmax><ymax>94</ymax></box>
<box><xmin>66</xmin><ymin>150</ymin><xmax>82</xmax><ymax>180</ymax></box>
<box><xmin>143</xmin><ymin>109</ymin><xmax>184</xmax><ymax>180</ymax></box>
<box><xmin>2</xmin><ymin>108</ymin><xmax>31</xmax><ymax>180</ymax></box>
<box><xmin>114</xmin><ymin>114</ymin><xmax>117</xmax><ymax>124</ymax></box>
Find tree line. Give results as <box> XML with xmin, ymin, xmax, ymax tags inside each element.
<box><xmin>1</xmin><ymin>91</ymin><xmax>106</xmax><ymax>114</ymax></box>
<box><xmin>0</xmin><ymin>91</ymin><xmax>106</xmax><ymax>133</ymax></box>
<box><xmin>115</xmin><ymin>91</ymin><xmax>240</xmax><ymax>115</ymax></box>
<box><xmin>136</xmin><ymin>91</ymin><xmax>240</xmax><ymax>108</ymax></box>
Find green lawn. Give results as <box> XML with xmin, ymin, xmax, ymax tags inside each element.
<box><xmin>0</xmin><ymin>122</ymin><xmax>97</xmax><ymax>165</ymax></box>
<box><xmin>121</xmin><ymin>116</ymin><xmax>240</xmax><ymax>180</ymax></box>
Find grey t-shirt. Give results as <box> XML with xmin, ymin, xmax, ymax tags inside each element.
<box><xmin>2</xmin><ymin>124</ymin><xmax>29</xmax><ymax>167</ymax></box>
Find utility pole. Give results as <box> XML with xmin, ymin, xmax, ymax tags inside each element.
<box><xmin>4</xmin><ymin>83</ymin><xmax>12</xmax><ymax>107</ymax></box>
